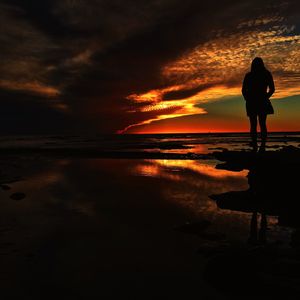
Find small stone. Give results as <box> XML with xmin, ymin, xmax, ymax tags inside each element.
<box><xmin>10</xmin><ymin>192</ymin><xmax>26</xmax><ymax>201</ymax></box>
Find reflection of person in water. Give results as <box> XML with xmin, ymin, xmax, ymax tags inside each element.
<box><xmin>248</xmin><ymin>212</ymin><xmax>267</xmax><ymax>245</ymax></box>
<box><xmin>242</xmin><ymin>57</ymin><xmax>275</xmax><ymax>152</ymax></box>
<box><xmin>246</xmin><ymin>160</ymin><xmax>269</xmax><ymax>244</ymax></box>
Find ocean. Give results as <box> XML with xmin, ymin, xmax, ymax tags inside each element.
<box><xmin>0</xmin><ymin>132</ymin><xmax>299</xmax><ymax>154</ymax></box>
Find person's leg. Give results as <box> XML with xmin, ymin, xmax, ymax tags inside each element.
<box><xmin>258</xmin><ymin>114</ymin><xmax>267</xmax><ymax>151</ymax></box>
<box><xmin>249</xmin><ymin>115</ymin><xmax>258</xmax><ymax>151</ymax></box>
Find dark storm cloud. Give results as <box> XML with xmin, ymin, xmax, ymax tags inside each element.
<box><xmin>0</xmin><ymin>0</ymin><xmax>298</xmax><ymax>133</ymax></box>
<box><xmin>0</xmin><ymin>89</ymin><xmax>84</xmax><ymax>134</ymax></box>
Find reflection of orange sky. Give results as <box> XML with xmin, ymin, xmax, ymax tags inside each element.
<box><xmin>135</xmin><ymin>160</ymin><xmax>248</xmax><ymax>179</ymax></box>
<box><xmin>155</xmin><ymin>160</ymin><xmax>248</xmax><ymax>177</ymax></box>
<box><xmin>11</xmin><ymin>160</ymin><xmax>68</xmax><ymax>194</ymax></box>
<box><xmin>134</xmin><ymin>160</ymin><xmax>248</xmax><ymax>215</ymax></box>
<box><xmin>134</xmin><ymin>163</ymin><xmax>181</xmax><ymax>181</ymax></box>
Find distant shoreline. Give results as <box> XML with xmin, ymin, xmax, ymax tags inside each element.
<box><xmin>0</xmin><ymin>132</ymin><xmax>298</xmax><ymax>159</ymax></box>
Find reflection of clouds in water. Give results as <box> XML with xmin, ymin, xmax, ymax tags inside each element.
<box><xmin>135</xmin><ymin>159</ymin><xmax>259</xmax><ymax>240</ymax></box>
<box><xmin>10</xmin><ymin>160</ymin><xmax>69</xmax><ymax>192</ymax></box>
<box><xmin>9</xmin><ymin>158</ymin><xmax>248</xmax><ymax>220</ymax></box>
<box><xmin>154</xmin><ymin>159</ymin><xmax>248</xmax><ymax>178</ymax></box>
<box><xmin>133</xmin><ymin>163</ymin><xmax>181</xmax><ymax>181</ymax></box>
<box><xmin>3</xmin><ymin>157</ymin><xmax>283</xmax><ymax>244</ymax></box>
<box><xmin>132</xmin><ymin>159</ymin><xmax>248</xmax><ymax>219</ymax></box>
<box><xmin>5</xmin><ymin>159</ymin><xmax>97</xmax><ymax>216</ymax></box>
<box><xmin>131</xmin><ymin>158</ymin><xmax>289</xmax><ymax>243</ymax></box>
<box><xmin>133</xmin><ymin>159</ymin><xmax>248</xmax><ymax>179</ymax></box>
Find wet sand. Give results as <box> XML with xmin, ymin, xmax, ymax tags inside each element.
<box><xmin>0</xmin><ymin>143</ymin><xmax>300</xmax><ymax>298</ymax></box>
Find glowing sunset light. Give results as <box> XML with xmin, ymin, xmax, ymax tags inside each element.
<box><xmin>127</xmin><ymin>90</ymin><xmax>162</xmax><ymax>103</ymax></box>
<box><xmin>132</xmin><ymin>160</ymin><xmax>248</xmax><ymax>185</ymax></box>
<box><xmin>121</xmin><ymin>15</ymin><xmax>300</xmax><ymax>134</ymax></box>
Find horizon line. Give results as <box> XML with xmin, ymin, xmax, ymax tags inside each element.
<box><xmin>120</xmin><ymin>130</ymin><xmax>300</xmax><ymax>135</ymax></box>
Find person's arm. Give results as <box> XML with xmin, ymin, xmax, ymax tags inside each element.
<box><xmin>267</xmin><ymin>72</ymin><xmax>275</xmax><ymax>98</ymax></box>
<box><xmin>242</xmin><ymin>74</ymin><xmax>249</xmax><ymax>101</ymax></box>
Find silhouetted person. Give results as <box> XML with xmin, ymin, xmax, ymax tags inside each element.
<box><xmin>242</xmin><ymin>57</ymin><xmax>275</xmax><ymax>152</ymax></box>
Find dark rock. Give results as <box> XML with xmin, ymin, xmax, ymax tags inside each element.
<box><xmin>10</xmin><ymin>192</ymin><xmax>26</xmax><ymax>201</ymax></box>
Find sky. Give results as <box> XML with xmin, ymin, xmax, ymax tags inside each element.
<box><xmin>1</xmin><ymin>0</ymin><xmax>300</xmax><ymax>134</ymax></box>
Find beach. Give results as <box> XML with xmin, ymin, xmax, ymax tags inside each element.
<box><xmin>1</xmin><ymin>133</ymin><xmax>300</xmax><ymax>299</ymax></box>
